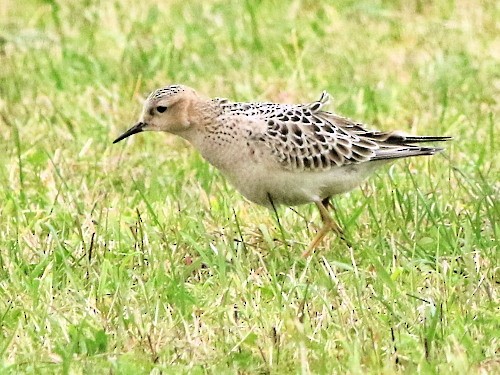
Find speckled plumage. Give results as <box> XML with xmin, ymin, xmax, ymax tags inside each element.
<box><xmin>114</xmin><ymin>84</ymin><xmax>451</xmax><ymax>254</ymax></box>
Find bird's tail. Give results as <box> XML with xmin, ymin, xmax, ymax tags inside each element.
<box><xmin>371</xmin><ymin>133</ymin><xmax>451</xmax><ymax>161</ymax></box>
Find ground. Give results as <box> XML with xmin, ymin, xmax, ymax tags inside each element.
<box><xmin>0</xmin><ymin>0</ymin><xmax>498</xmax><ymax>373</ymax></box>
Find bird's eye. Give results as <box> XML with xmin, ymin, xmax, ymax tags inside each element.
<box><xmin>156</xmin><ymin>106</ymin><xmax>167</xmax><ymax>113</ymax></box>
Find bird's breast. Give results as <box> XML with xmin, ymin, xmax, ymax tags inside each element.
<box><xmin>190</xmin><ymin>130</ymin><xmax>385</xmax><ymax>207</ymax></box>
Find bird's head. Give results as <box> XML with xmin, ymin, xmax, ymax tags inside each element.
<box><xmin>113</xmin><ymin>84</ymin><xmax>198</xmax><ymax>144</ymax></box>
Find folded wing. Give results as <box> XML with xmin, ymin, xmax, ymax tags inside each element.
<box><xmin>248</xmin><ymin>92</ymin><xmax>451</xmax><ymax>171</ymax></box>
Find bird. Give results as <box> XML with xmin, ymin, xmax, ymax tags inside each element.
<box><xmin>113</xmin><ymin>84</ymin><xmax>451</xmax><ymax>256</ymax></box>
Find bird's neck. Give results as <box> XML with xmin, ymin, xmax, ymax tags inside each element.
<box><xmin>175</xmin><ymin>99</ymin><xmax>220</xmax><ymax>145</ymax></box>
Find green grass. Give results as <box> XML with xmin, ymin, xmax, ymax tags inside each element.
<box><xmin>1</xmin><ymin>0</ymin><xmax>498</xmax><ymax>373</ymax></box>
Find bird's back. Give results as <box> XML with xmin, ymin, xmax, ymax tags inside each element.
<box><xmin>210</xmin><ymin>92</ymin><xmax>451</xmax><ymax>174</ymax></box>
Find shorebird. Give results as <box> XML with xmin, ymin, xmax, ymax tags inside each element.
<box><xmin>113</xmin><ymin>85</ymin><xmax>450</xmax><ymax>255</ymax></box>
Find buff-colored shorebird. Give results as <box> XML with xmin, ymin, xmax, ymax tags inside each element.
<box><xmin>114</xmin><ymin>85</ymin><xmax>450</xmax><ymax>256</ymax></box>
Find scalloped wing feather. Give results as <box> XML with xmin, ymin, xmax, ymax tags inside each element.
<box><xmin>214</xmin><ymin>92</ymin><xmax>450</xmax><ymax>172</ymax></box>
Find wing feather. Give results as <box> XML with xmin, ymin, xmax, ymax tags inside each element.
<box><xmin>215</xmin><ymin>92</ymin><xmax>450</xmax><ymax>171</ymax></box>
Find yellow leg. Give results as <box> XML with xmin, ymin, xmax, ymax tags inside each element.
<box><xmin>302</xmin><ymin>199</ymin><xmax>347</xmax><ymax>257</ymax></box>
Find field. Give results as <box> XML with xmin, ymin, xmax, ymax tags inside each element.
<box><xmin>0</xmin><ymin>0</ymin><xmax>498</xmax><ymax>373</ymax></box>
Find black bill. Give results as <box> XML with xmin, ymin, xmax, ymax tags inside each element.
<box><xmin>113</xmin><ymin>122</ymin><xmax>146</xmax><ymax>144</ymax></box>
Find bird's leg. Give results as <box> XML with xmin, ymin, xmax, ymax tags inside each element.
<box><xmin>267</xmin><ymin>192</ymin><xmax>287</xmax><ymax>247</ymax></box>
<box><xmin>319</xmin><ymin>197</ymin><xmax>332</xmax><ymax>222</ymax></box>
<box><xmin>302</xmin><ymin>197</ymin><xmax>348</xmax><ymax>257</ymax></box>
<box><xmin>319</xmin><ymin>197</ymin><xmax>352</xmax><ymax>245</ymax></box>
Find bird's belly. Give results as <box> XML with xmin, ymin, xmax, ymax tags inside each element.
<box><xmin>224</xmin><ymin>163</ymin><xmax>382</xmax><ymax>207</ymax></box>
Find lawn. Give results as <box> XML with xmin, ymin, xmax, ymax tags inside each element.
<box><xmin>0</xmin><ymin>0</ymin><xmax>498</xmax><ymax>373</ymax></box>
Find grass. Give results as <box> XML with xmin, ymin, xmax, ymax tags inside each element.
<box><xmin>0</xmin><ymin>0</ymin><xmax>498</xmax><ymax>373</ymax></box>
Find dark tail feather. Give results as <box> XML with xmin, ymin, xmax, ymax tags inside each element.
<box><xmin>399</xmin><ymin>135</ymin><xmax>453</xmax><ymax>143</ymax></box>
<box><xmin>370</xmin><ymin>132</ymin><xmax>451</xmax><ymax>161</ymax></box>
<box><xmin>365</xmin><ymin>131</ymin><xmax>452</xmax><ymax>145</ymax></box>
<box><xmin>372</xmin><ymin>146</ymin><xmax>445</xmax><ymax>161</ymax></box>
